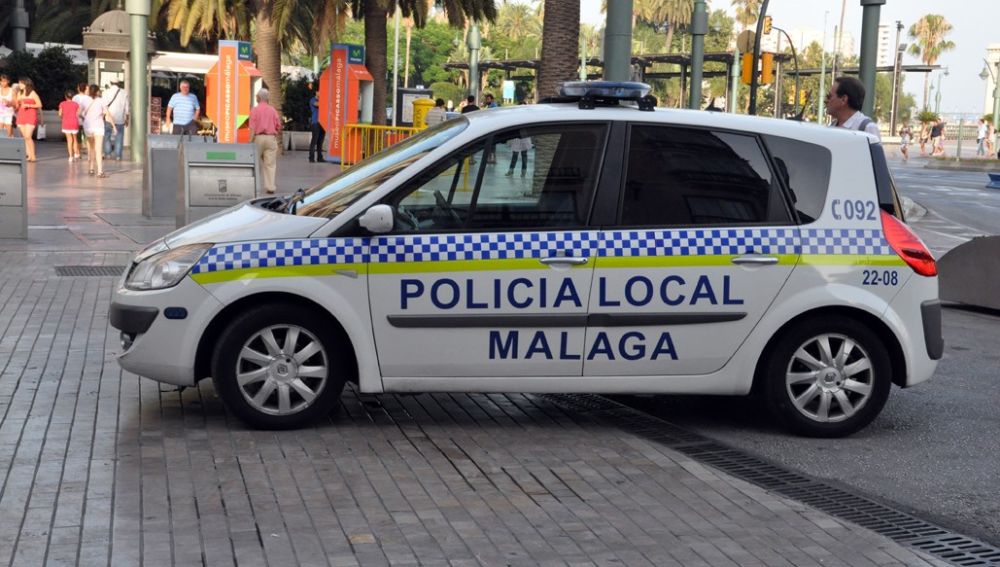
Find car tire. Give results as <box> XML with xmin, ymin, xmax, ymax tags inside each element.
<box><xmin>762</xmin><ymin>315</ymin><xmax>892</xmax><ymax>438</ymax></box>
<box><xmin>211</xmin><ymin>303</ymin><xmax>348</xmax><ymax>429</ymax></box>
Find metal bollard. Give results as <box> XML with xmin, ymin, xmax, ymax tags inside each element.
<box><xmin>956</xmin><ymin>119</ymin><xmax>964</xmax><ymax>161</ymax></box>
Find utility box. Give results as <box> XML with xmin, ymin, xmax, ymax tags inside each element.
<box><xmin>177</xmin><ymin>141</ymin><xmax>259</xmax><ymax>227</ymax></box>
<box><xmin>143</xmin><ymin>134</ymin><xmax>182</xmax><ymax>218</ymax></box>
<box><xmin>0</xmin><ymin>138</ymin><xmax>26</xmax><ymax>239</ymax></box>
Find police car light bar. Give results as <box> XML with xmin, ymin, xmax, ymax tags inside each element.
<box><xmin>553</xmin><ymin>81</ymin><xmax>657</xmax><ymax>111</ymax></box>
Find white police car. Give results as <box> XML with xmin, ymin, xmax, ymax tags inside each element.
<box><xmin>110</xmin><ymin>82</ymin><xmax>941</xmax><ymax>437</ymax></box>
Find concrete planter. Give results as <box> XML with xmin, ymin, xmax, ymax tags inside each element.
<box><xmin>284</xmin><ymin>131</ymin><xmax>311</xmax><ymax>151</ymax></box>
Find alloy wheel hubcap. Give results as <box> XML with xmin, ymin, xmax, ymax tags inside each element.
<box><xmin>235</xmin><ymin>325</ymin><xmax>328</xmax><ymax>416</ymax></box>
<box><xmin>785</xmin><ymin>333</ymin><xmax>874</xmax><ymax>423</ymax></box>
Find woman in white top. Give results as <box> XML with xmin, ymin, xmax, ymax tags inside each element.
<box><xmin>0</xmin><ymin>75</ymin><xmax>15</xmax><ymax>138</ymax></box>
<box><xmin>79</xmin><ymin>84</ymin><xmax>116</xmax><ymax>178</ymax></box>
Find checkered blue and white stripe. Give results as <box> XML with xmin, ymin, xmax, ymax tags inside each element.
<box><xmin>369</xmin><ymin>232</ymin><xmax>601</xmax><ymax>263</ymax></box>
<box><xmin>191</xmin><ymin>228</ymin><xmax>893</xmax><ymax>274</ymax></box>
<box><xmin>800</xmin><ymin>228</ymin><xmax>891</xmax><ymax>255</ymax></box>
<box><xmin>191</xmin><ymin>239</ymin><xmax>367</xmax><ymax>274</ymax></box>
<box><xmin>599</xmin><ymin>228</ymin><xmax>801</xmax><ymax>257</ymax></box>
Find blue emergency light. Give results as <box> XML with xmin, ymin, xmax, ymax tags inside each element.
<box><xmin>552</xmin><ymin>81</ymin><xmax>657</xmax><ymax>111</ymax></box>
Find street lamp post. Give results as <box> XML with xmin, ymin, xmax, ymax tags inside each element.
<box><xmin>934</xmin><ymin>67</ymin><xmax>949</xmax><ymax>116</ymax></box>
<box><xmin>466</xmin><ymin>24</ymin><xmax>481</xmax><ymax>101</ymax></box>
<box><xmin>126</xmin><ymin>0</ymin><xmax>150</xmax><ymax>166</ymax></box>
<box><xmin>890</xmin><ymin>41</ymin><xmax>907</xmax><ymax>135</ymax></box>
<box><xmin>688</xmin><ymin>0</ymin><xmax>708</xmax><ymax>109</ymax></box>
<box><xmin>858</xmin><ymin>0</ymin><xmax>885</xmax><ymax>117</ymax></box>
<box><xmin>888</xmin><ymin>21</ymin><xmax>903</xmax><ymax>135</ymax></box>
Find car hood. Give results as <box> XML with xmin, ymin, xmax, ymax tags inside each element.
<box><xmin>164</xmin><ymin>202</ymin><xmax>330</xmax><ymax>248</ymax></box>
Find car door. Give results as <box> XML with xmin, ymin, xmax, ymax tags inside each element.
<box><xmin>368</xmin><ymin>122</ymin><xmax>611</xmax><ymax>378</ymax></box>
<box><xmin>584</xmin><ymin>123</ymin><xmax>800</xmax><ymax>376</ymax></box>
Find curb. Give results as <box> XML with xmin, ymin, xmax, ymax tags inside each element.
<box><xmin>922</xmin><ymin>160</ymin><xmax>1000</xmax><ymax>173</ymax></box>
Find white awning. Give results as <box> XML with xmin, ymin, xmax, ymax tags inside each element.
<box><xmin>151</xmin><ymin>51</ymin><xmax>218</xmax><ymax>75</ymax></box>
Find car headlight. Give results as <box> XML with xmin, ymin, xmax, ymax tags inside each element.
<box><xmin>126</xmin><ymin>244</ymin><xmax>211</xmax><ymax>291</ymax></box>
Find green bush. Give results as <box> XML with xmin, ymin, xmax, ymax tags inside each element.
<box><xmin>430</xmin><ymin>81</ymin><xmax>464</xmax><ymax>109</ymax></box>
<box><xmin>1</xmin><ymin>46</ymin><xmax>86</xmax><ymax>109</ymax></box>
<box><xmin>282</xmin><ymin>75</ymin><xmax>313</xmax><ymax>131</ymax></box>
<box><xmin>916</xmin><ymin>110</ymin><xmax>940</xmax><ymax>124</ymax></box>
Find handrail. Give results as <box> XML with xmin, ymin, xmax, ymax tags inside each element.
<box><xmin>340</xmin><ymin>124</ymin><xmax>422</xmax><ymax>169</ymax></box>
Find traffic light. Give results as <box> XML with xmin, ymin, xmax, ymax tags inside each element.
<box><xmin>760</xmin><ymin>52</ymin><xmax>774</xmax><ymax>85</ymax></box>
<box><xmin>741</xmin><ymin>52</ymin><xmax>754</xmax><ymax>85</ymax></box>
<box><xmin>763</xmin><ymin>16</ymin><xmax>773</xmax><ymax>35</ymax></box>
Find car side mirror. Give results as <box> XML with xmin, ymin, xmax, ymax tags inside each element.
<box><xmin>358</xmin><ymin>204</ymin><xmax>394</xmax><ymax>234</ymax></box>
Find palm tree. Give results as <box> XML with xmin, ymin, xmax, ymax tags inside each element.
<box><xmin>908</xmin><ymin>14</ymin><xmax>955</xmax><ymax>110</ymax></box>
<box><xmin>661</xmin><ymin>0</ymin><xmax>693</xmax><ymax>53</ymax></box>
<box><xmin>351</xmin><ymin>0</ymin><xmax>497</xmax><ymax>126</ymax></box>
<box><xmin>158</xmin><ymin>0</ymin><xmax>251</xmax><ymax>46</ymax></box>
<box><xmin>537</xmin><ymin>0</ymin><xmax>579</xmax><ymax>99</ymax></box>
<box><xmin>730</xmin><ymin>0</ymin><xmax>760</xmax><ymax>31</ymax></box>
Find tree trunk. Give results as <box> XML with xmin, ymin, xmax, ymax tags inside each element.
<box><xmin>254</xmin><ymin>2</ymin><xmax>283</xmax><ymax>116</ymax></box>
<box><xmin>365</xmin><ymin>1</ymin><xmax>389</xmax><ymax>125</ymax></box>
<box><xmin>665</xmin><ymin>25</ymin><xmax>674</xmax><ymax>53</ymax></box>
<box><xmin>536</xmin><ymin>0</ymin><xmax>580</xmax><ymax>100</ymax></box>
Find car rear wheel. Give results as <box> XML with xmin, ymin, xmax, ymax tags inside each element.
<box><xmin>211</xmin><ymin>303</ymin><xmax>347</xmax><ymax>429</ymax></box>
<box><xmin>763</xmin><ymin>316</ymin><xmax>892</xmax><ymax>438</ymax></box>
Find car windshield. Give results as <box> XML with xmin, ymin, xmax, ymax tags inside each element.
<box><xmin>295</xmin><ymin>118</ymin><xmax>469</xmax><ymax>218</ymax></box>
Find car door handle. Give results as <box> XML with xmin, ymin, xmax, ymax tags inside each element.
<box><xmin>539</xmin><ymin>256</ymin><xmax>589</xmax><ymax>266</ymax></box>
<box><xmin>731</xmin><ymin>255</ymin><xmax>779</xmax><ymax>265</ymax></box>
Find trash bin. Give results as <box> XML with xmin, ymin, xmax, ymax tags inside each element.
<box><xmin>143</xmin><ymin>134</ymin><xmax>183</xmax><ymax>218</ymax></box>
<box><xmin>0</xmin><ymin>138</ymin><xmax>26</xmax><ymax>239</ymax></box>
<box><xmin>176</xmin><ymin>141</ymin><xmax>260</xmax><ymax>227</ymax></box>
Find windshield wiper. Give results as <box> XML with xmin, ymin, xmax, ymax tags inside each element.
<box><xmin>287</xmin><ymin>188</ymin><xmax>306</xmax><ymax>214</ymax></box>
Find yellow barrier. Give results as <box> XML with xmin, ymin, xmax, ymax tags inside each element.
<box><xmin>340</xmin><ymin>124</ymin><xmax>422</xmax><ymax>169</ymax></box>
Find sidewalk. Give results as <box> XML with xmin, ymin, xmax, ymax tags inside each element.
<box><xmin>0</xmin><ymin>141</ymin><xmax>947</xmax><ymax>566</ymax></box>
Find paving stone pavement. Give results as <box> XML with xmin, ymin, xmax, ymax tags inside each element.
<box><xmin>0</xmin><ymin>142</ymin><xmax>950</xmax><ymax>566</ymax></box>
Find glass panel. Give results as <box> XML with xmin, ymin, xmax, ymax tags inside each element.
<box><xmin>620</xmin><ymin>126</ymin><xmax>790</xmax><ymax>227</ymax></box>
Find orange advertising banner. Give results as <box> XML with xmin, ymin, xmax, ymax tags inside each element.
<box><xmin>216</xmin><ymin>41</ymin><xmax>240</xmax><ymax>143</ymax></box>
<box><xmin>322</xmin><ymin>46</ymin><xmax>348</xmax><ymax>161</ymax></box>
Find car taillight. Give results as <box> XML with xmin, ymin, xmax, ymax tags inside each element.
<box><xmin>881</xmin><ymin>209</ymin><xmax>937</xmax><ymax>277</ymax></box>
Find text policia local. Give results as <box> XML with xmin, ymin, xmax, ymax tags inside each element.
<box><xmin>398</xmin><ymin>274</ymin><xmax>744</xmax><ymax>362</ymax></box>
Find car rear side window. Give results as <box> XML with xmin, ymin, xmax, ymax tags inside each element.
<box><xmin>619</xmin><ymin>125</ymin><xmax>791</xmax><ymax>227</ymax></box>
<box><xmin>762</xmin><ymin>134</ymin><xmax>832</xmax><ymax>223</ymax></box>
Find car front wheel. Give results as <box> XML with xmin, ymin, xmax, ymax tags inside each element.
<box><xmin>763</xmin><ymin>316</ymin><xmax>892</xmax><ymax>438</ymax></box>
<box><xmin>211</xmin><ymin>303</ymin><xmax>347</xmax><ymax>429</ymax></box>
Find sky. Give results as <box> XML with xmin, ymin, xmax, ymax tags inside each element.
<box><xmin>575</xmin><ymin>0</ymin><xmax>999</xmax><ymax>115</ymax></box>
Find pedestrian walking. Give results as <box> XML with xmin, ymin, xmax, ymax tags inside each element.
<box><xmin>918</xmin><ymin>122</ymin><xmax>930</xmax><ymax>156</ymax></box>
<box><xmin>505</xmin><ymin>135</ymin><xmax>532</xmax><ymax>177</ymax></box>
<box><xmin>80</xmin><ymin>85</ymin><xmax>116</xmax><ymax>178</ymax></box>
<box><xmin>425</xmin><ymin>98</ymin><xmax>447</xmax><ymax>126</ymax></box>
<box><xmin>929</xmin><ymin>120</ymin><xmax>944</xmax><ymax>156</ymax></box>
<box><xmin>249</xmin><ymin>88</ymin><xmax>281</xmax><ymax>194</ymax></box>
<box><xmin>899</xmin><ymin>124</ymin><xmax>911</xmax><ymax>162</ymax></box>
<box><xmin>72</xmin><ymin>83</ymin><xmax>90</xmax><ymax>159</ymax></box>
<box><xmin>825</xmin><ymin>76</ymin><xmax>880</xmax><ymax>140</ymax></box>
<box><xmin>166</xmin><ymin>80</ymin><xmax>200</xmax><ymax>136</ymax></box>
<box><xmin>987</xmin><ymin>122</ymin><xmax>996</xmax><ymax>158</ymax></box>
<box><xmin>307</xmin><ymin>83</ymin><xmax>325</xmax><ymax>163</ymax></box>
<box><xmin>931</xmin><ymin>119</ymin><xmax>947</xmax><ymax>156</ymax></box>
<box><xmin>0</xmin><ymin>75</ymin><xmax>15</xmax><ymax>138</ymax></box>
<box><xmin>58</xmin><ymin>91</ymin><xmax>80</xmax><ymax>162</ymax></box>
<box><xmin>977</xmin><ymin>118</ymin><xmax>988</xmax><ymax>157</ymax></box>
<box><xmin>102</xmin><ymin>81</ymin><xmax>128</xmax><ymax>160</ymax></box>
<box><xmin>15</xmin><ymin>78</ymin><xmax>42</xmax><ymax>162</ymax></box>
<box><xmin>460</xmin><ymin>95</ymin><xmax>479</xmax><ymax>114</ymax></box>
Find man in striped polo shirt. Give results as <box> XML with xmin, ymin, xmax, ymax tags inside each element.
<box><xmin>166</xmin><ymin>80</ymin><xmax>201</xmax><ymax>135</ymax></box>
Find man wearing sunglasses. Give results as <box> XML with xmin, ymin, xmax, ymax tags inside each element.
<box><xmin>826</xmin><ymin>76</ymin><xmax>881</xmax><ymax>140</ymax></box>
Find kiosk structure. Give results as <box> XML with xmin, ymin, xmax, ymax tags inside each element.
<box><xmin>206</xmin><ymin>40</ymin><xmax>263</xmax><ymax>143</ymax></box>
<box><xmin>317</xmin><ymin>44</ymin><xmax>374</xmax><ymax>163</ymax></box>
